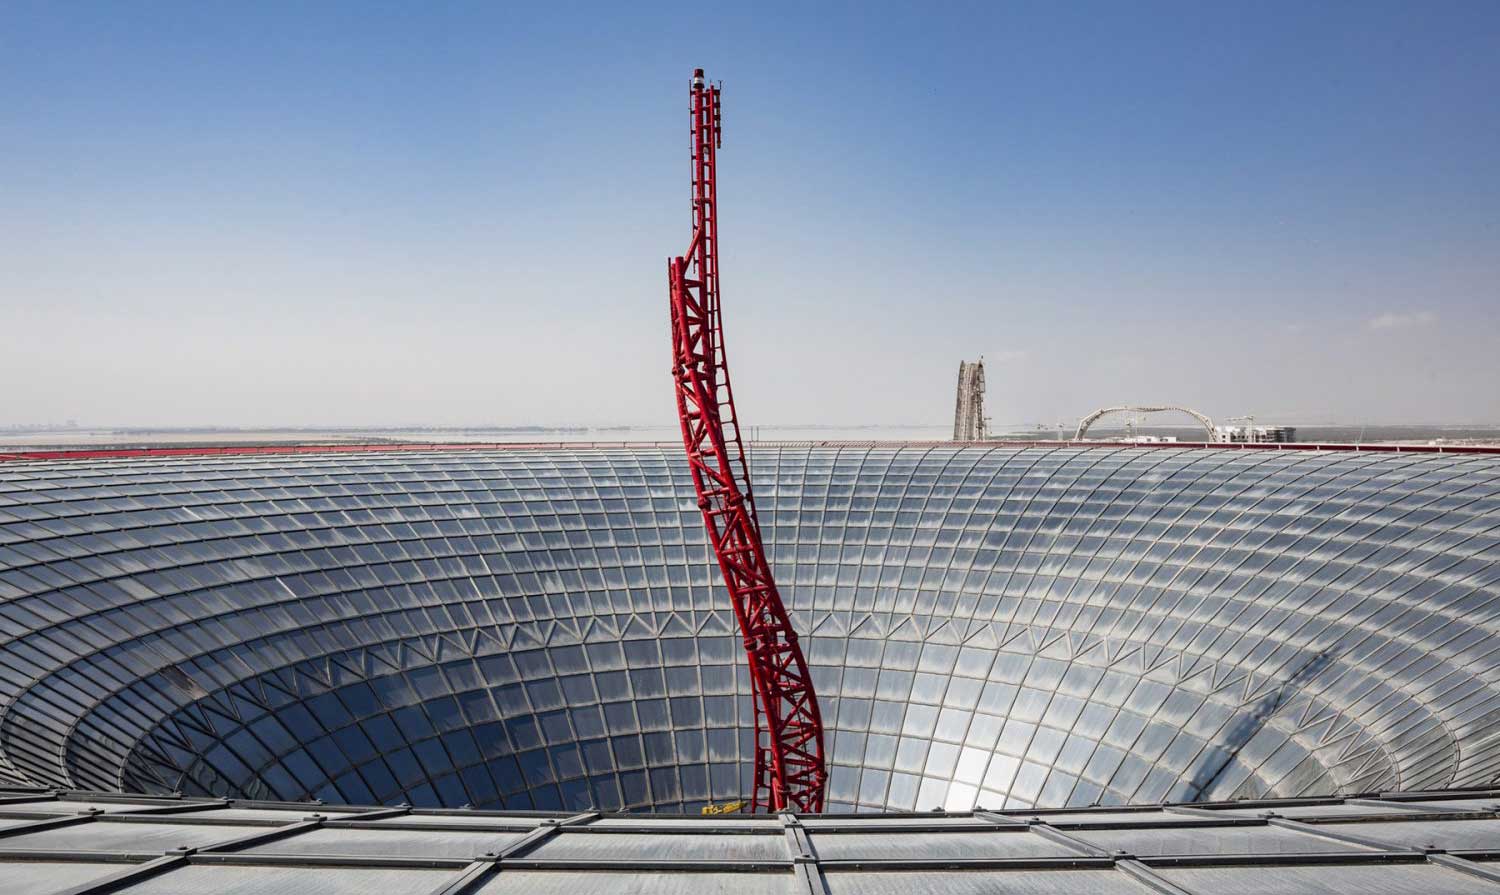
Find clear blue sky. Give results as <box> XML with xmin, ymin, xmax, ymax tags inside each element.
<box><xmin>2</xmin><ymin>1</ymin><xmax>1496</xmax><ymax>428</ymax></box>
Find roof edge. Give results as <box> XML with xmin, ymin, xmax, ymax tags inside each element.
<box><xmin>3</xmin><ymin>439</ymin><xmax>1499</xmax><ymax>463</ymax></box>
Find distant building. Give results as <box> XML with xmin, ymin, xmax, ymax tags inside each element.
<box><xmin>1213</xmin><ymin>424</ymin><xmax>1296</xmax><ymax>443</ymax></box>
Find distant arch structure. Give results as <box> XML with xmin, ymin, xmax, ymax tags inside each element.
<box><xmin>1074</xmin><ymin>405</ymin><xmax>1215</xmax><ymax>441</ymax></box>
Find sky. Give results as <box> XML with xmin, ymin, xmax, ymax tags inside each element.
<box><xmin>2</xmin><ymin>1</ymin><xmax>1497</xmax><ymax>429</ymax></box>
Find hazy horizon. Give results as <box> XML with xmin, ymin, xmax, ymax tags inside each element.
<box><xmin>4</xmin><ymin>2</ymin><xmax>1498</xmax><ymax>430</ymax></box>
<box><xmin>9</xmin><ymin>419</ymin><xmax>1500</xmax><ymax>431</ymax></box>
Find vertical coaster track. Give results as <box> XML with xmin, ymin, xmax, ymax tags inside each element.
<box><xmin>667</xmin><ymin>69</ymin><xmax>827</xmax><ymax>812</ymax></box>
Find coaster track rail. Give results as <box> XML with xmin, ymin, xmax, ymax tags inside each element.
<box><xmin>666</xmin><ymin>68</ymin><xmax>828</xmax><ymax>812</ymax></box>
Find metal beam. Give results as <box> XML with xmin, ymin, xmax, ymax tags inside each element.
<box><xmin>1027</xmin><ymin>821</ymin><xmax>1110</xmax><ymax>857</ymax></box>
<box><xmin>0</xmin><ymin>810</ymin><xmax>101</xmax><ymax>839</ymax></box>
<box><xmin>1118</xmin><ymin>858</ymin><xmax>1202</xmax><ymax>895</ymax></box>
<box><xmin>782</xmin><ymin>812</ymin><xmax>826</xmax><ymax>895</ymax></box>
<box><xmin>1265</xmin><ymin>816</ymin><xmax>1423</xmax><ymax>853</ymax></box>
<box><xmin>47</xmin><ymin>855</ymin><xmax>187</xmax><ymax>895</ymax></box>
<box><xmin>1429</xmin><ymin>853</ymin><xmax>1500</xmax><ymax>888</ymax></box>
<box><xmin>194</xmin><ymin>816</ymin><xmax>325</xmax><ymax>854</ymax></box>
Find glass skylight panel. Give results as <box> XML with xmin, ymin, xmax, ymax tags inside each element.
<box><xmin>0</xmin><ymin>446</ymin><xmax>1497</xmax><ymax>815</ymax></box>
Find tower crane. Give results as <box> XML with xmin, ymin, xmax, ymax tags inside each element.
<box><xmin>666</xmin><ymin>69</ymin><xmax>828</xmax><ymax>812</ymax></box>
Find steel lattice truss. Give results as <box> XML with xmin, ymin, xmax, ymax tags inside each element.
<box><xmin>667</xmin><ymin>69</ymin><xmax>828</xmax><ymax>811</ymax></box>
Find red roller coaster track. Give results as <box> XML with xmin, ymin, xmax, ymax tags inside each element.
<box><xmin>667</xmin><ymin>69</ymin><xmax>827</xmax><ymax>812</ymax></box>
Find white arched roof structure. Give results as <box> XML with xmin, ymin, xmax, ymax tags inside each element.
<box><xmin>1074</xmin><ymin>405</ymin><xmax>1215</xmax><ymax>441</ymax></box>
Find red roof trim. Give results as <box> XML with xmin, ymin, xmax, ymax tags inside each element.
<box><xmin>2</xmin><ymin>440</ymin><xmax>1499</xmax><ymax>463</ymax></box>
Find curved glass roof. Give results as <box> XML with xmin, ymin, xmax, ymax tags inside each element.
<box><xmin>0</xmin><ymin>446</ymin><xmax>1497</xmax><ymax>815</ymax></box>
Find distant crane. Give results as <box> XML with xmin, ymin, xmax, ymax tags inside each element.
<box><xmin>666</xmin><ymin>69</ymin><xmax>828</xmax><ymax>812</ymax></box>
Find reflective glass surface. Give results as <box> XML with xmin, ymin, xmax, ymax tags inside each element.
<box><xmin>0</xmin><ymin>446</ymin><xmax>1496</xmax><ymax>814</ymax></box>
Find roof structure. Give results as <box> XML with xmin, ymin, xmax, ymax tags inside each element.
<box><xmin>4</xmin><ymin>439</ymin><xmax>1500</xmax><ymax>463</ymax></box>
<box><xmin>2</xmin><ymin>444</ymin><xmax>1499</xmax><ymax>832</ymax></box>
<box><xmin>6</xmin><ymin>787</ymin><xmax>1500</xmax><ymax>893</ymax></box>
